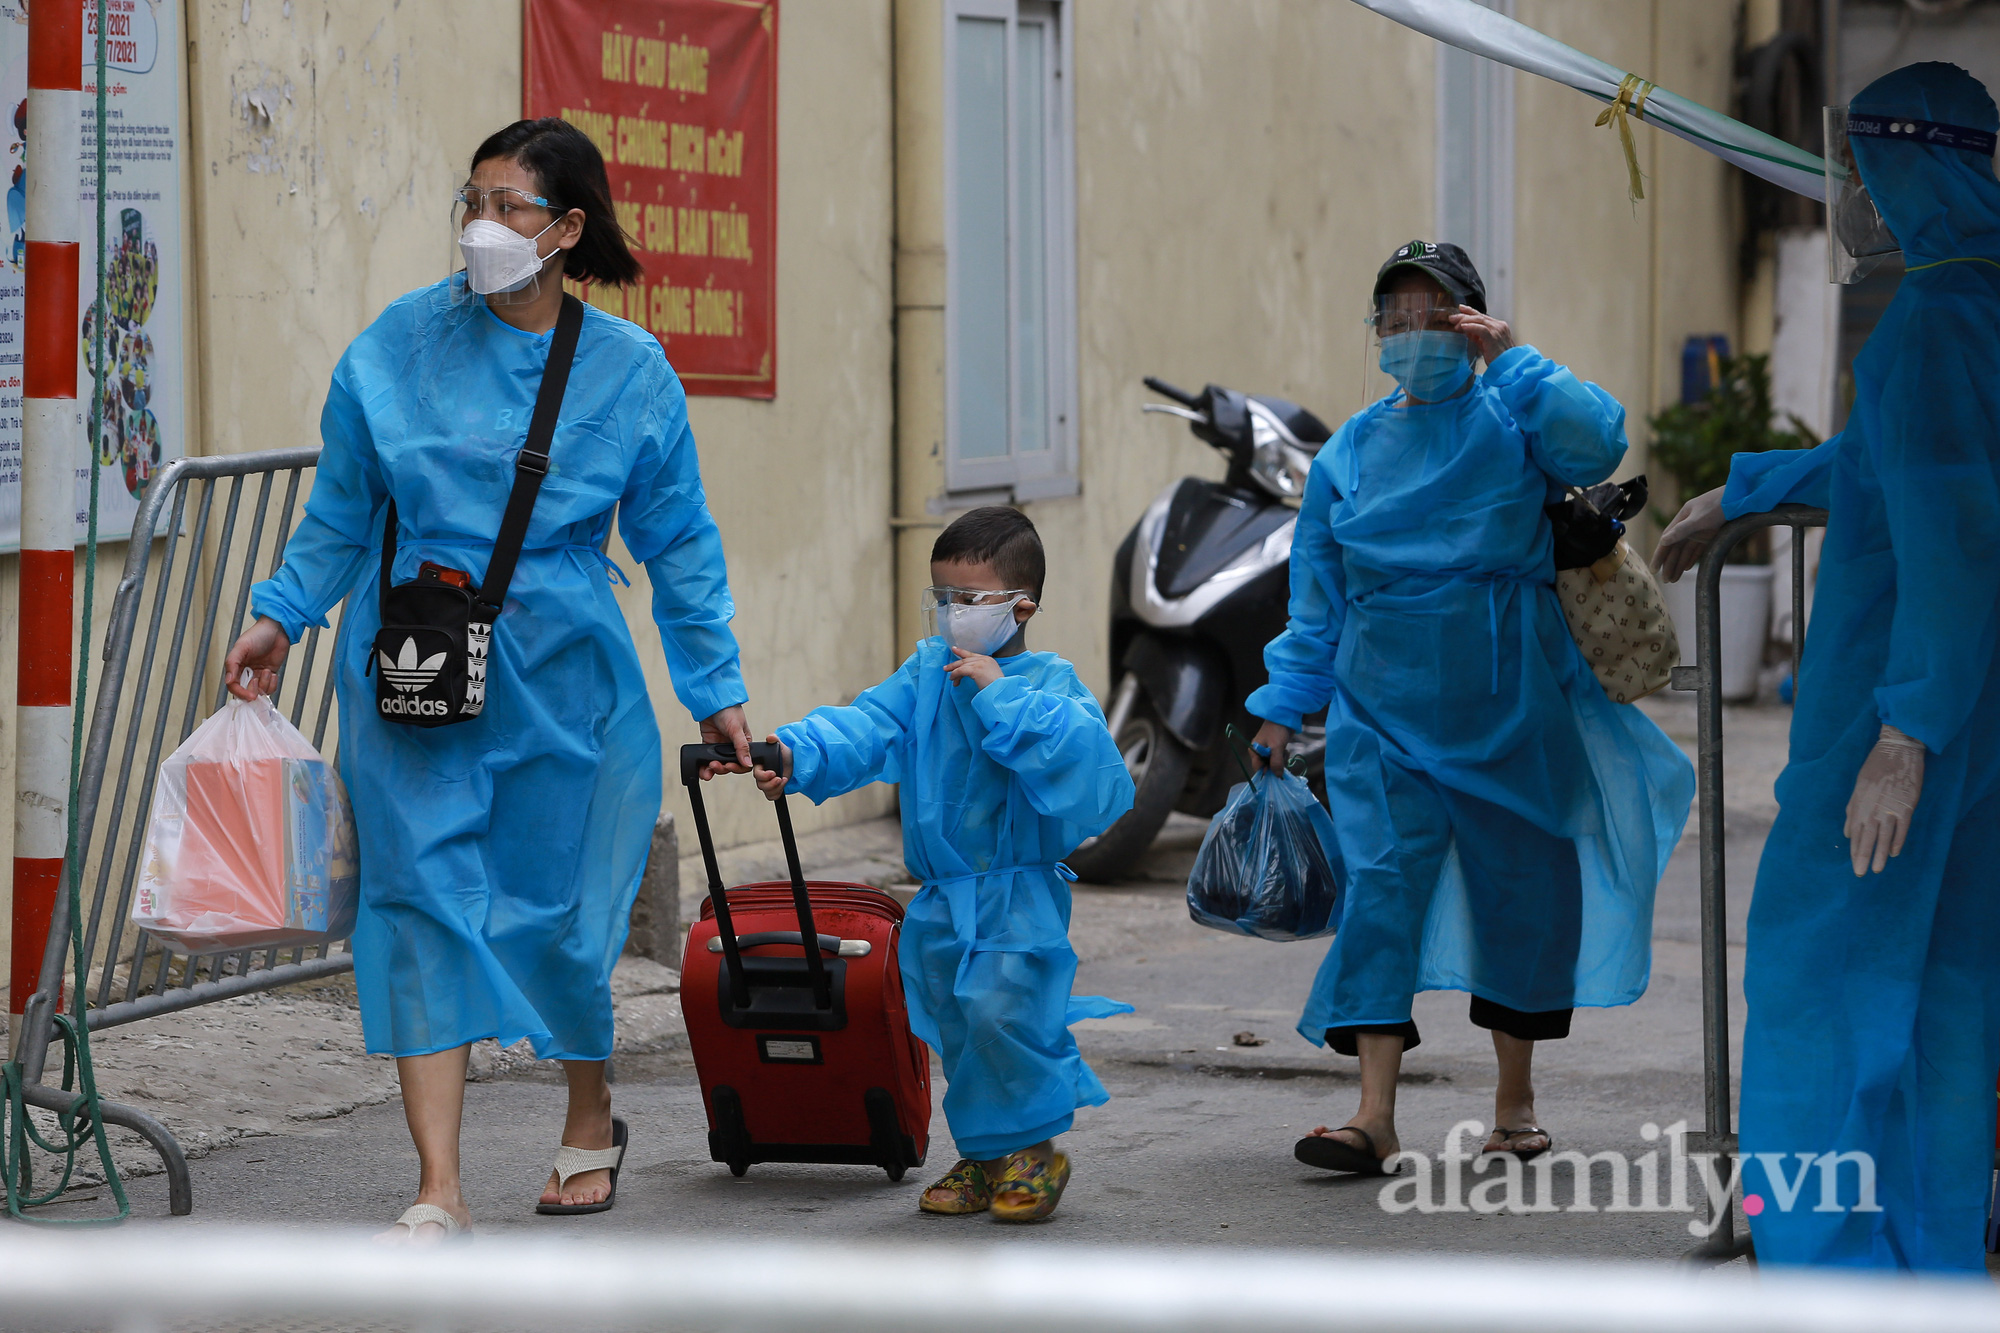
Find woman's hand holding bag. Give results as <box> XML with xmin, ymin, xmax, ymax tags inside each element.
<box><xmin>135</xmin><ymin>671</ymin><xmax>359</xmax><ymax>953</ymax></box>
<box><xmin>224</xmin><ymin>616</ymin><xmax>292</xmax><ymax>700</ymax></box>
<box><xmin>1186</xmin><ymin>766</ymin><xmax>1344</xmax><ymax>942</ymax></box>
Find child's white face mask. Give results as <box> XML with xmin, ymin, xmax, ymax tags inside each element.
<box><xmin>922</xmin><ymin>586</ymin><xmax>1029</xmax><ymax>657</ymax></box>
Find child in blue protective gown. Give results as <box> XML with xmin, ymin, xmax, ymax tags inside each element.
<box><xmin>225</xmin><ymin>120</ymin><xmax>753</xmax><ymax>1240</ymax></box>
<box><xmin>1248</xmin><ymin>242</ymin><xmax>1694</xmax><ymax>1176</ymax></box>
<box><xmin>752</xmin><ymin>507</ymin><xmax>1135</xmax><ymax>1222</ymax></box>
<box><xmin>1656</xmin><ymin>63</ymin><xmax>2000</xmax><ymax>1272</ymax></box>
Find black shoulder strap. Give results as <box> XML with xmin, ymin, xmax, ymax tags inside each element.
<box><xmin>376</xmin><ymin>294</ymin><xmax>585</xmax><ymax>619</ymax></box>
<box><xmin>379</xmin><ymin>496</ymin><xmax>398</xmax><ymax>614</ymax></box>
<box><xmin>475</xmin><ymin>293</ymin><xmax>586</xmax><ymax>616</ymax></box>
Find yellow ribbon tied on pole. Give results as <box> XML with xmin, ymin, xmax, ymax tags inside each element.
<box><xmin>1594</xmin><ymin>72</ymin><xmax>1656</xmax><ymax>201</ymax></box>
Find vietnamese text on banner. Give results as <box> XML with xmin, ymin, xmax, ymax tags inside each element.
<box><xmin>526</xmin><ymin>0</ymin><xmax>778</xmax><ymax>399</ymax></box>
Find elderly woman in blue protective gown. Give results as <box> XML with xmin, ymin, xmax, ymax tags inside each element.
<box><xmin>224</xmin><ymin>119</ymin><xmax>753</xmax><ymax>1240</ymax></box>
<box><xmin>1249</xmin><ymin>242</ymin><xmax>1695</xmax><ymax>1177</ymax></box>
<box><xmin>1657</xmin><ymin>62</ymin><xmax>2000</xmax><ymax>1272</ymax></box>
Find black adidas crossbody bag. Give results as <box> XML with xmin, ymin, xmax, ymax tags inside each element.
<box><xmin>369</xmin><ymin>293</ymin><xmax>584</xmax><ymax>728</ymax></box>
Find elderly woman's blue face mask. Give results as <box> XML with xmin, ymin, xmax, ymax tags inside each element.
<box><xmin>1379</xmin><ymin>330</ymin><xmax>1473</xmax><ymax>401</ymax></box>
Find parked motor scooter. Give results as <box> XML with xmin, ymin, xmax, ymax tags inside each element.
<box><xmin>1067</xmin><ymin>376</ymin><xmax>1333</xmax><ymax>883</ymax></box>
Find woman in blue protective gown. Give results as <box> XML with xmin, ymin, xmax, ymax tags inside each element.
<box><xmin>1249</xmin><ymin>242</ymin><xmax>1694</xmax><ymax>1176</ymax></box>
<box><xmin>223</xmin><ymin>120</ymin><xmax>753</xmax><ymax>1240</ymax></box>
<box><xmin>1656</xmin><ymin>63</ymin><xmax>2000</xmax><ymax>1271</ymax></box>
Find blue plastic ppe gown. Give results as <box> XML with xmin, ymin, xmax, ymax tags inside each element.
<box><xmin>251</xmin><ymin>278</ymin><xmax>746</xmax><ymax>1061</ymax></box>
<box><xmin>777</xmin><ymin>641</ymin><xmax>1135</xmax><ymax>1159</ymax></box>
<box><xmin>1725</xmin><ymin>63</ymin><xmax>2000</xmax><ymax>1273</ymax></box>
<box><xmin>1247</xmin><ymin>346</ymin><xmax>1695</xmax><ymax>1045</ymax></box>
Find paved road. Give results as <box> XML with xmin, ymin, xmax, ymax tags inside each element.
<box><xmin>81</xmin><ymin>963</ymin><xmax>1732</xmax><ymax>1262</ymax></box>
<box><xmin>76</xmin><ymin>696</ymin><xmax>1766</xmax><ymax>1265</ymax></box>
<box><xmin>34</xmin><ymin>696</ymin><xmax>1795</xmax><ymax>1266</ymax></box>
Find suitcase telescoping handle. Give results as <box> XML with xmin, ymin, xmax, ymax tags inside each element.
<box><xmin>703</xmin><ymin>931</ymin><xmax>870</xmax><ymax>957</ymax></box>
<box><xmin>678</xmin><ymin>742</ymin><xmax>834</xmax><ymax>1013</ymax></box>
<box><xmin>676</xmin><ymin>740</ymin><xmax>784</xmax><ymax>786</ymax></box>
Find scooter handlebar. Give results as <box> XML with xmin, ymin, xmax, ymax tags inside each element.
<box><xmin>1143</xmin><ymin>375</ymin><xmax>1203</xmax><ymax>410</ymax></box>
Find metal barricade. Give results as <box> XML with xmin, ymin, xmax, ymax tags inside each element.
<box><xmin>14</xmin><ymin>447</ymin><xmax>333</xmax><ymax>1213</ymax></box>
<box><xmin>1669</xmin><ymin>503</ymin><xmax>1828</xmax><ymax>1264</ymax></box>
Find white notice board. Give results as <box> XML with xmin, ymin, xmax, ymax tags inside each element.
<box><xmin>0</xmin><ymin>0</ymin><xmax>185</xmax><ymax>550</ymax></box>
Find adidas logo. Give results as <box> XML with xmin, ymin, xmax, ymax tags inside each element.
<box><xmin>380</xmin><ymin>694</ymin><xmax>453</xmax><ymax>717</ymax></box>
<box><xmin>378</xmin><ymin>637</ymin><xmax>448</xmax><ymax>694</ymax></box>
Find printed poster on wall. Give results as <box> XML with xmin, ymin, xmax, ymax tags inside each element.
<box><xmin>0</xmin><ymin>0</ymin><xmax>185</xmax><ymax>550</ymax></box>
<box><xmin>526</xmin><ymin>0</ymin><xmax>776</xmax><ymax>398</ymax></box>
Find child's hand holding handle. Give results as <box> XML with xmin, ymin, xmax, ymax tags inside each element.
<box><xmin>679</xmin><ymin>739</ymin><xmax>786</xmax><ymax>797</ymax></box>
<box><xmin>753</xmin><ymin>734</ymin><xmax>792</xmax><ymax>802</ymax></box>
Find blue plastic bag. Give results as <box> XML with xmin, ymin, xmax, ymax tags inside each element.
<box><xmin>1186</xmin><ymin>769</ymin><xmax>1344</xmax><ymax>941</ymax></box>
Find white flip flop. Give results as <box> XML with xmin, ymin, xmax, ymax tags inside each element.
<box><xmin>381</xmin><ymin>1202</ymin><xmax>471</xmax><ymax>1243</ymax></box>
<box><xmin>536</xmin><ymin>1116</ymin><xmax>628</xmax><ymax>1216</ymax></box>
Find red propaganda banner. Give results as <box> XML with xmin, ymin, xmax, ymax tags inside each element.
<box><xmin>526</xmin><ymin>0</ymin><xmax>777</xmax><ymax>398</ymax></box>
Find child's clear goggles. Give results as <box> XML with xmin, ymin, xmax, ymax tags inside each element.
<box><xmin>920</xmin><ymin>586</ymin><xmax>1033</xmax><ymax>612</ymax></box>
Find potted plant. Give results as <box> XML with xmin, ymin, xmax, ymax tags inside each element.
<box><xmin>1647</xmin><ymin>353</ymin><xmax>1818</xmax><ymax>701</ymax></box>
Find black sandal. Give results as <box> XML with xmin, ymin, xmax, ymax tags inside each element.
<box><xmin>1482</xmin><ymin>1126</ymin><xmax>1551</xmax><ymax>1162</ymax></box>
<box><xmin>1294</xmin><ymin>1127</ymin><xmax>1398</xmax><ymax>1176</ymax></box>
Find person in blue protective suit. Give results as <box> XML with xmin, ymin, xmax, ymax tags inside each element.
<box><xmin>1248</xmin><ymin>241</ymin><xmax>1695</xmax><ymax>1177</ymax></box>
<box><xmin>749</xmin><ymin>507</ymin><xmax>1135</xmax><ymax>1222</ymax></box>
<box><xmin>222</xmin><ymin>119</ymin><xmax>754</xmax><ymax>1242</ymax></box>
<box><xmin>1655</xmin><ymin>63</ymin><xmax>2000</xmax><ymax>1271</ymax></box>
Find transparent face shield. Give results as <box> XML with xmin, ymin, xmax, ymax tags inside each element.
<box><xmin>920</xmin><ymin>585</ymin><xmax>1032</xmax><ymax>656</ymax></box>
<box><xmin>1362</xmin><ymin>290</ymin><xmax>1475</xmax><ymax>406</ymax></box>
<box><xmin>1824</xmin><ymin>106</ymin><xmax>2000</xmax><ymax>283</ymax></box>
<box><xmin>449</xmin><ymin>185</ymin><xmax>564</xmax><ymax>307</ymax></box>
<box><xmin>1824</xmin><ymin>107</ymin><xmax>1899</xmax><ymax>285</ymax></box>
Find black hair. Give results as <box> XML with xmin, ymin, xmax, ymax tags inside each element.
<box><xmin>931</xmin><ymin>506</ymin><xmax>1045</xmax><ymax>599</ymax></box>
<box><xmin>470</xmin><ymin>118</ymin><xmax>643</xmax><ymax>287</ymax></box>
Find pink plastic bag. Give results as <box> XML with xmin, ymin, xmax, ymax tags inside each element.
<box><xmin>133</xmin><ymin>679</ymin><xmax>358</xmax><ymax>953</ymax></box>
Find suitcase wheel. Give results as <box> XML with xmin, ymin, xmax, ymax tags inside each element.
<box><xmin>865</xmin><ymin>1087</ymin><xmax>921</xmax><ymax>1182</ymax></box>
<box><xmin>710</xmin><ymin>1085</ymin><xmax>754</xmax><ymax>1178</ymax></box>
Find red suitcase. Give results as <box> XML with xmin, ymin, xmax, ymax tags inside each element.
<box><xmin>677</xmin><ymin>742</ymin><xmax>931</xmax><ymax>1179</ymax></box>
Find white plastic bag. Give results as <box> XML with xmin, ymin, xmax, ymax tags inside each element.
<box><xmin>133</xmin><ymin>677</ymin><xmax>358</xmax><ymax>953</ymax></box>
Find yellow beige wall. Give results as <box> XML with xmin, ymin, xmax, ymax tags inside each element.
<box><xmin>1049</xmin><ymin>0</ymin><xmax>1438</xmax><ymax>692</ymax></box>
<box><xmin>1514</xmin><ymin>0</ymin><xmax>1741</xmax><ymax>520</ymax></box>
<box><xmin>896</xmin><ymin>0</ymin><xmax>1742</xmax><ymax>702</ymax></box>
<box><xmin>629</xmin><ymin>2</ymin><xmax>899</xmax><ymax>850</ymax></box>
<box><xmin>3</xmin><ymin>0</ymin><xmax>1745</xmax><ymax>988</ymax></box>
<box><xmin>897</xmin><ymin>0</ymin><xmax>1441</xmax><ymax>682</ymax></box>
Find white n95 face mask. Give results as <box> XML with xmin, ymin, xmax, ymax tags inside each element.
<box><xmin>459</xmin><ymin>217</ymin><xmax>560</xmax><ymax>295</ymax></box>
<box><xmin>937</xmin><ymin>599</ymin><xmax>1021</xmax><ymax>656</ymax></box>
<box><xmin>922</xmin><ymin>586</ymin><xmax>1029</xmax><ymax>657</ymax></box>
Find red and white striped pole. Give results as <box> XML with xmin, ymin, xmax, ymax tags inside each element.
<box><xmin>8</xmin><ymin>0</ymin><xmax>81</xmax><ymax>1052</ymax></box>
